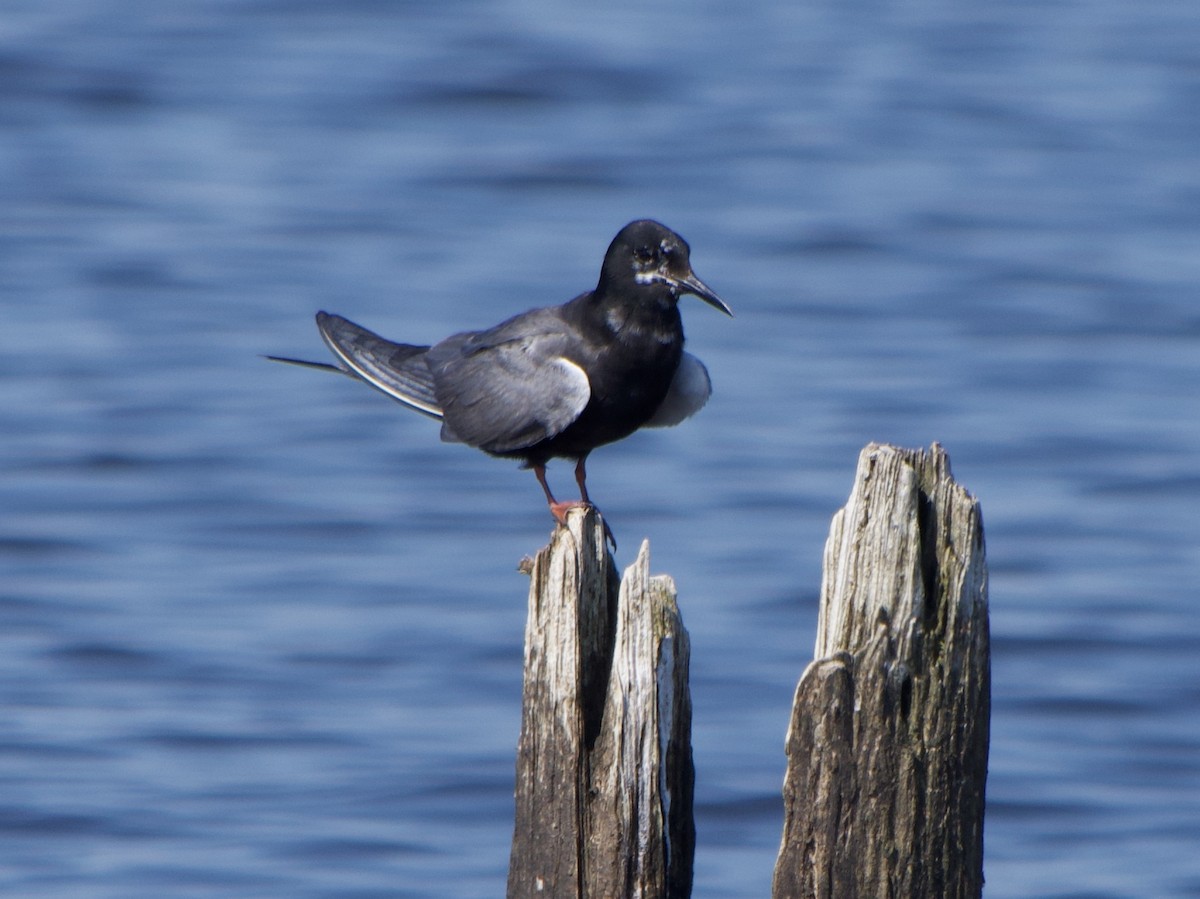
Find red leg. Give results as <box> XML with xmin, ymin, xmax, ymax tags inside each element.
<box><xmin>573</xmin><ymin>455</ymin><xmax>591</xmax><ymax>505</ymax></box>
<box><xmin>533</xmin><ymin>463</ymin><xmax>557</xmax><ymax>506</ymax></box>
<box><xmin>533</xmin><ymin>463</ymin><xmax>587</xmax><ymax>525</ymax></box>
<box><xmin>542</xmin><ymin>456</ymin><xmax>614</xmax><ymax>547</ymax></box>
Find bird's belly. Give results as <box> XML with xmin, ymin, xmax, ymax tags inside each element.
<box><xmin>539</xmin><ymin>370</ymin><xmax>672</xmax><ymax>458</ymax></box>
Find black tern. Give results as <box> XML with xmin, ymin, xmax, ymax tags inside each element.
<box><xmin>268</xmin><ymin>219</ymin><xmax>731</xmax><ymax>526</ymax></box>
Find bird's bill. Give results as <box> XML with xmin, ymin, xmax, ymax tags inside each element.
<box><xmin>674</xmin><ymin>271</ymin><xmax>733</xmax><ymax>316</ymax></box>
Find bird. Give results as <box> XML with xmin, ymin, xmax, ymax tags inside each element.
<box><xmin>267</xmin><ymin>219</ymin><xmax>731</xmax><ymax>529</ymax></box>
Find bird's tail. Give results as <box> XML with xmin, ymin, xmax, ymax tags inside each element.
<box><xmin>268</xmin><ymin>312</ymin><xmax>444</xmax><ymax>420</ymax></box>
<box><xmin>263</xmin><ymin>355</ymin><xmax>346</xmax><ymax>375</ymax></box>
<box><xmin>316</xmin><ymin>312</ymin><xmax>443</xmax><ymax>419</ymax></box>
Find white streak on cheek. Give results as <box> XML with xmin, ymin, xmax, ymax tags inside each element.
<box><xmin>634</xmin><ymin>271</ymin><xmax>669</xmax><ymax>286</ymax></box>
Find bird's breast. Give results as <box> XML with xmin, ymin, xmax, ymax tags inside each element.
<box><xmin>603</xmin><ymin>299</ymin><xmax>681</xmax><ymax>347</ymax></box>
<box><xmin>567</xmin><ymin>338</ymin><xmax>681</xmax><ymax>435</ymax></box>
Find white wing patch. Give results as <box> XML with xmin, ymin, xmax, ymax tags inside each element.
<box><xmin>644</xmin><ymin>352</ymin><xmax>712</xmax><ymax>427</ymax></box>
<box><xmin>547</xmin><ymin>356</ymin><xmax>592</xmax><ymax>428</ymax></box>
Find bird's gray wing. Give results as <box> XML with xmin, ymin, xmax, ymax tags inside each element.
<box><xmin>425</xmin><ymin>310</ymin><xmax>591</xmax><ymax>454</ymax></box>
<box><xmin>316</xmin><ymin>312</ymin><xmax>442</xmax><ymax>419</ymax></box>
<box><xmin>643</xmin><ymin>352</ymin><xmax>712</xmax><ymax>427</ymax></box>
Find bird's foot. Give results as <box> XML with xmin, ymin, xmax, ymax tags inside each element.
<box><xmin>548</xmin><ymin>501</ymin><xmax>617</xmax><ymax>551</ymax></box>
<box><xmin>548</xmin><ymin>499</ymin><xmax>587</xmax><ymax>524</ymax></box>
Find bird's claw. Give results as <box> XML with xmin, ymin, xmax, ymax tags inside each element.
<box><xmin>549</xmin><ymin>501</ymin><xmax>617</xmax><ymax>551</ymax></box>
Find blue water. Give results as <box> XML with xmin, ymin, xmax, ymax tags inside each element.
<box><xmin>3</xmin><ymin>1</ymin><xmax>1198</xmax><ymax>896</ymax></box>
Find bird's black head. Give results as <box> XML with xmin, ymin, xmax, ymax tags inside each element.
<box><xmin>599</xmin><ymin>220</ymin><xmax>732</xmax><ymax>316</ymax></box>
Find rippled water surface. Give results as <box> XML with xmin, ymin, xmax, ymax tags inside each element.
<box><xmin>3</xmin><ymin>2</ymin><xmax>1199</xmax><ymax>896</ymax></box>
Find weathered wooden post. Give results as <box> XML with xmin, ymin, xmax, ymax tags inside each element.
<box><xmin>508</xmin><ymin>506</ymin><xmax>695</xmax><ymax>898</ymax></box>
<box><xmin>773</xmin><ymin>443</ymin><xmax>990</xmax><ymax>899</ymax></box>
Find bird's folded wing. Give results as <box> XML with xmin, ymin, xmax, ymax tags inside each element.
<box><xmin>425</xmin><ymin>327</ymin><xmax>591</xmax><ymax>454</ymax></box>
<box><xmin>316</xmin><ymin>312</ymin><xmax>442</xmax><ymax>418</ymax></box>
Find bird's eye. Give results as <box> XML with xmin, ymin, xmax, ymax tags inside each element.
<box><xmin>634</xmin><ymin>245</ymin><xmax>655</xmax><ymax>264</ymax></box>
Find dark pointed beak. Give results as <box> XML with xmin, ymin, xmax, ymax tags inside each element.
<box><xmin>674</xmin><ymin>269</ymin><xmax>733</xmax><ymax>316</ymax></box>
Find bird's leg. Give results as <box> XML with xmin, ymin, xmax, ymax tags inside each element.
<box><xmin>533</xmin><ymin>463</ymin><xmax>557</xmax><ymax>507</ymax></box>
<box><xmin>573</xmin><ymin>455</ymin><xmax>591</xmax><ymax>505</ymax></box>
<box><xmin>534</xmin><ymin>463</ymin><xmax>585</xmax><ymax>525</ymax></box>
<box><xmin>534</xmin><ymin>460</ymin><xmax>614</xmax><ymax>548</ymax></box>
<box><xmin>574</xmin><ymin>455</ymin><xmax>616</xmax><ymax>549</ymax></box>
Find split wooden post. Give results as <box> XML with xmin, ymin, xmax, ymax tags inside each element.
<box><xmin>508</xmin><ymin>507</ymin><xmax>695</xmax><ymax>899</ymax></box>
<box><xmin>773</xmin><ymin>443</ymin><xmax>991</xmax><ymax>899</ymax></box>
